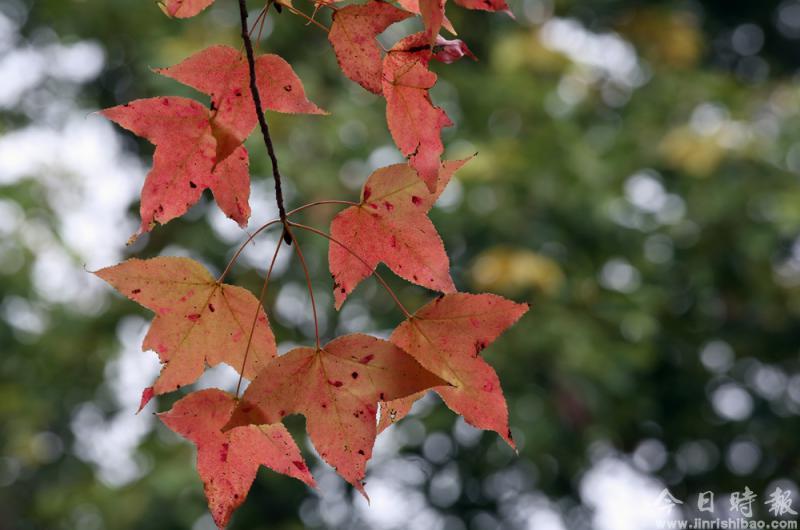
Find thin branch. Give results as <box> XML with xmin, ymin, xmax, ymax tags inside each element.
<box><xmin>285</xmin><ymin>225</ymin><xmax>322</xmax><ymax>349</ymax></box>
<box><xmin>238</xmin><ymin>0</ymin><xmax>292</xmax><ymax>239</ymax></box>
<box><xmin>235</xmin><ymin>231</ymin><xmax>285</xmax><ymax>398</ymax></box>
<box><xmin>289</xmin><ymin>222</ymin><xmax>412</xmax><ymax>319</ymax></box>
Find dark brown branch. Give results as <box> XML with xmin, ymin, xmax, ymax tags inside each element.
<box><xmin>238</xmin><ymin>0</ymin><xmax>292</xmax><ymax>244</ymax></box>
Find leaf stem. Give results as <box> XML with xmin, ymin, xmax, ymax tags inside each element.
<box><xmin>235</xmin><ymin>230</ymin><xmax>285</xmax><ymax>398</ymax></box>
<box><xmin>248</xmin><ymin>3</ymin><xmax>268</xmax><ymax>39</ymax></box>
<box><xmin>288</xmin><ymin>222</ymin><xmax>412</xmax><ymax>319</ymax></box>
<box><xmin>285</xmin><ymin>225</ymin><xmax>322</xmax><ymax>349</ymax></box>
<box><xmin>216</xmin><ymin>200</ymin><xmax>357</xmax><ymax>284</ymax></box>
<box><xmin>283</xmin><ymin>3</ymin><xmax>330</xmax><ymax>32</ymax></box>
<box><xmin>287</xmin><ymin>199</ymin><xmax>359</xmax><ymax>217</ymax></box>
<box><xmin>238</xmin><ymin>0</ymin><xmax>292</xmax><ymax>236</ymax></box>
<box><xmin>217</xmin><ymin>218</ymin><xmax>283</xmax><ymax>283</ymax></box>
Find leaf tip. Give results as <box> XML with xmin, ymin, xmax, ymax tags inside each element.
<box><xmin>156</xmin><ymin>1</ymin><xmax>174</xmax><ymax>18</ymax></box>
<box><xmin>503</xmin><ymin>427</ymin><xmax>518</xmax><ymax>451</ymax></box>
<box><xmin>137</xmin><ymin>386</ymin><xmax>155</xmax><ymax>413</ymax></box>
<box><xmin>355</xmin><ymin>481</ymin><xmax>370</xmax><ymax>503</ymax></box>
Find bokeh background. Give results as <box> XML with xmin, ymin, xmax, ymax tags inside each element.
<box><xmin>2</xmin><ymin>0</ymin><xmax>800</xmax><ymax>528</ymax></box>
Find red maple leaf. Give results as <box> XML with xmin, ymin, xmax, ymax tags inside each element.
<box><xmin>161</xmin><ymin>0</ymin><xmax>215</xmax><ymax>18</ymax></box>
<box><xmin>160</xmin><ymin>389</ymin><xmax>314</xmax><ymax>529</ymax></box>
<box><xmin>378</xmin><ymin>293</ymin><xmax>528</xmax><ymax>447</ymax></box>
<box><xmin>328</xmin><ymin>1</ymin><xmax>412</xmax><ymax>94</ymax></box>
<box><xmin>102</xmin><ymin>97</ymin><xmax>251</xmax><ymax>234</ymax></box>
<box><xmin>94</xmin><ymin>257</ymin><xmax>276</xmax><ymax>401</ymax></box>
<box><xmin>224</xmin><ymin>334</ymin><xmax>448</xmax><ymax>495</ymax></box>
<box><xmin>155</xmin><ymin>45</ymin><xmax>326</xmax><ymax>163</ymax></box>
<box><xmin>382</xmin><ymin>33</ymin><xmax>453</xmax><ymax>191</ymax></box>
<box><xmin>328</xmin><ymin>159</ymin><xmax>469</xmax><ymax>308</ymax></box>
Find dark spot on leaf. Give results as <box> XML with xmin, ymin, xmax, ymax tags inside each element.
<box><xmin>379</xmin><ymin>392</ymin><xmax>385</xmax><ymax>400</ymax></box>
<box><xmin>131</xmin><ymin>288</ymin><xmax>141</xmax><ymax>294</ymax></box>
<box><xmin>357</xmin><ymin>449</ymin><xmax>365</xmax><ymax>455</ymax></box>
<box><xmin>187</xmin><ymin>313</ymin><xmax>201</xmax><ymax>321</ymax></box>
<box><xmin>292</xmin><ymin>460</ymin><xmax>307</xmax><ymax>471</ymax></box>
<box><xmin>411</xmin><ymin>195</ymin><xmax>422</xmax><ymax>205</ymax></box>
<box><xmin>189</xmin><ymin>181</ymin><xmax>197</xmax><ymax>188</ymax></box>
<box><xmin>351</xmin><ymin>372</ymin><xmax>359</xmax><ymax>379</ymax></box>
<box><xmin>208</xmin><ymin>303</ymin><xmax>215</xmax><ymax>312</ymax></box>
<box><xmin>283</xmin><ymin>84</ymin><xmax>292</xmax><ymax>92</ymax></box>
<box><xmin>328</xmin><ymin>380</ymin><xmax>343</xmax><ymax>387</ymax></box>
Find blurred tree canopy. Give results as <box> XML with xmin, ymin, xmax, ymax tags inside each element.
<box><xmin>2</xmin><ymin>0</ymin><xmax>800</xmax><ymax>529</ymax></box>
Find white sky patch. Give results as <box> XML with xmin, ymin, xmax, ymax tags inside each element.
<box><xmin>0</xmin><ymin>18</ymin><xmax>163</xmax><ymax>489</ymax></box>
<box><xmin>711</xmin><ymin>382</ymin><xmax>754</xmax><ymax>421</ymax></box>
<box><xmin>71</xmin><ymin>317</ymin><xmax>161</xmax><ymax>487</ymax></box>
<box><xmin>194</xmin><ymin>363</ymin><xmax>245</xmax><ymax>394</ymax></box>
<box><xmin>539</xmin><ymin>17</ymin><xmax>646</xmax><ymax>88</ymax></box>
<box><xmin>352</xmin><ymin>429</ymin><xmax>443</xmax><ymax>530</ymax></box>
<box><xmin>0</xmin><ymin>11</ymin><xmax>103</xmax><ymax>110</ymax></box>
<box><xmin>599</xmin><ymin>258</ymin><xmax>641</xmax><ymax>293</ymax></box>
<box><xmin>580</xmin><ymin>456</ymin><xmax>672</xmax><ymax>530</ymax></box>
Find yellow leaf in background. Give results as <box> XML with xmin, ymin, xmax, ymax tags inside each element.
<box><xmin>617</xmin><ymin>8</ymin><xmax>703</xmax><ymax>69</ymax></box>
<box><xmin>471</xmin><ymin>247</ymin><xmax>564</xmax><ymax>296</ymax></box>
<box><xmin>492</xmin><ymin>31</ymin><xmax>569</xmax><ymax>75</ymax></box>
<box><xmin>658</xmin><ymin>125</ymin><xmax>726</xmax><ymax>178</ymax></box>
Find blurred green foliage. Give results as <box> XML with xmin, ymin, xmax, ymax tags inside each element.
<box><xmin>2</xmin><ymin>0</ymin><xmax>800</xmax><ymax>528</ymax></box>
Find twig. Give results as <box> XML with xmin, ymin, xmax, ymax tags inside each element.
<box><xmin>238</xmin><ymin>0</ymin><xmax>292</xmax><ymax>243</ymax></box>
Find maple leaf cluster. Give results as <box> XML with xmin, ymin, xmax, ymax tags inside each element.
<box><xmin>95</xmin><ymin>0</ymin><xmax>527</xmax><ymax>527</ymax></box>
